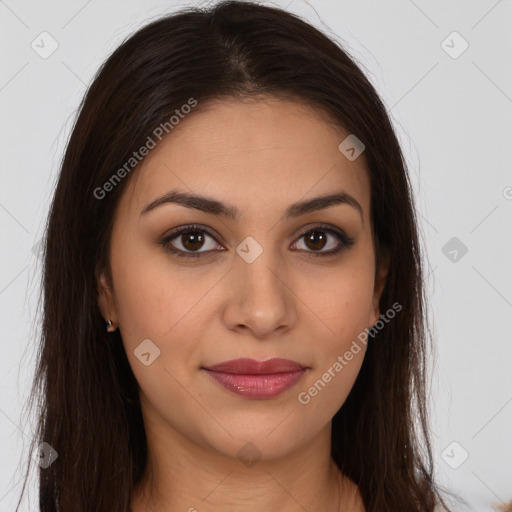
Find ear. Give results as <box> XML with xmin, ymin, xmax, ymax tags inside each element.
<box><xmin>369</xmin><ymin>249</ymin><xmax>390</xmax><ymax>327</ymax></box>
<box><xmin>96</xmin><ymin>269</ymin><xmax>118</xmax><ymax>325</ymax></box>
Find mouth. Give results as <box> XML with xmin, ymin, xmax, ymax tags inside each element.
<box><xmin>201</xmin><ymin>358</ymin><xmax>309</xmax><ymax>399</ymax></box>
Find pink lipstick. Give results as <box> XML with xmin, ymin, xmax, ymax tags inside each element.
<box><xmin>202</xmin><ymin>358</ymin><xmax>308</xmax><ymax>399</ymax></box>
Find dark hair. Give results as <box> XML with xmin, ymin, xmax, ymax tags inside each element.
<box><xmin>16</xmin><ymin>1</ymin><xmax>459</xmax><ymax>511</ymax></box>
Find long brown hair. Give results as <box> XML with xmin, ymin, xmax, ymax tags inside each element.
<box><xmin>17</xmin><ymin>1</ymin><xmax>458</xmax><ymax>510</ymax></box>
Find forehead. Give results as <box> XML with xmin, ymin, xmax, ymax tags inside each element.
<box><xmin>121</xmin><ymin>97</ymin><xmax>371</xmax><ymax>221</ymax></box>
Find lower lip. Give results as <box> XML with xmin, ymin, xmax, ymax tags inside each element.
<box><xmin>203</xmin><ymin>369</ymin><xmax>307</xmax><ymax>399</ymax></box>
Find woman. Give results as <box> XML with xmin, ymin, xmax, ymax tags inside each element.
<box><xmin>17</xmin><ymin>1</ymin><xmax>458</xmax><ymax>510</ymax></box>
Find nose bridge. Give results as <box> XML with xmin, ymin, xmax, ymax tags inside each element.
<box><xmin>224</xmin><ymin>235</ymin><xmax>297</xmax><ymax>336</ymax></box>
<box><xmin>235</xmin><ymin>237</ymin><xmax>284</xmax><ymax>302</ymax></box>
<box><xmin>238</xmin><ymin>251</ymin><xmax>279</xmax><ymax>292</ymax></box>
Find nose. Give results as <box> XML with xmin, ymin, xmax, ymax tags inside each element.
<box><xmin>221</xmin><ymin>248</ymin><xmax>298</xmax><ymax>339</ymax></box>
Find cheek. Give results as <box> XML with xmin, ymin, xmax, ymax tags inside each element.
<box><xmin>110</xmin><ymin>239</ymin><xmax>225</xmax><ymax>383</ymax></box>
<box><xmin>304</xmin><ymin>262</ymin><xmax>375</xmax><ymax>342</ymax></box>
<box><xmin>295</xmin><ymin>272</ymin><xmax>371</xmax><ymax>417</ymax></box>
<box><xmin>297</xmin><ymin>348</ymin><xmax>365</xmax><ymax>424</ymax></box>
<box><xmin>110</xmin><ymin>234</ymin><xmax>217</xmax><ymax>337</ymax></box>
<box><xmin>292</xmin><ymin>259</ymin><xmax>374</xmax><ymax>415</ymax></box>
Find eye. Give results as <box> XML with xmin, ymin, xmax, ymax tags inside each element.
<box><xmin>159</xmin><ymin>224</ymin><xmax>224</xmax><ymax>258</ymax></box>
<box><xmin>291</xmin><ymin>224</ymin><xmax>355</xmax><ymax>257</ymax></box>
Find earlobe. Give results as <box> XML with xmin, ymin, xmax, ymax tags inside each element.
<box><xmin>96</xmin><ymin>270</ymin><xmax>118</xmax><ymax>326</ymax></box>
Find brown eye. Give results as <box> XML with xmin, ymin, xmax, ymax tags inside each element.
<box><xmin>292</xmin><ymin>225</ymin><xmax>355</xmax><ymax>257</ymax></box>
<box><xmin>160</xmin><ymin>225</ymin><xmax>223</xmax><ymax>258</ymax></box>
<box><xmin>304</xmin><ymin>230</ymin><xmax>328</xmax><ymax>251</ymax></box>
<box><xmin>180</xmin><ymin>230</ymin><xmax>206</xmax><ymax>251</ymax></box>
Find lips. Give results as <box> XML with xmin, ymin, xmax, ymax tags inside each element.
<box><xmin>203</xmin><ymin>357</ymin><xmax>307</xmax><ymax>374</ymax></box>
<box><xmin>202</xmin><ymin>358</ymin><xmax>308</xmax><ymax>399</ymax></box>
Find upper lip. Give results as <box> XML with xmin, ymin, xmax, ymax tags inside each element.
<box><xmin>203</xmin><ymin>358</ymin><xmax>307</xmax><ymax>374</ymax></box>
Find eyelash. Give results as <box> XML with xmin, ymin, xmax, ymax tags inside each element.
<box><xmin>159</xmin><ymin>223</ymin><xmax>355</xmax><ymax>259</ymax></box>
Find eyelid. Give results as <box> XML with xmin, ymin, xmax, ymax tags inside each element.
<box><xmin>161</xmin><ymin>223</ymin><xmax>221</xmax><ymax>242</ymax></box>
<box><xmin>295</xmin><ymin>223</ymin><xmax>343</xmax><ymax>240</ymax></box>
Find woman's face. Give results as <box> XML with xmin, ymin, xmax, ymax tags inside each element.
<box><xmin>98</xmin><ymin>96</ymin><xmax>388</xmax><ymax>461</ymax></box>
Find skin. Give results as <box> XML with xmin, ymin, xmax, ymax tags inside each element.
<box><xmin>97</xmin><ymin>96</ymin><xmax>389</xmax><ymax>512</ymax></box>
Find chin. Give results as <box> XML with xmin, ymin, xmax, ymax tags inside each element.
<box><xmin>195</xmin><ymin>418</ymin><xmax>314</xmax><ymax>463</ymax></box>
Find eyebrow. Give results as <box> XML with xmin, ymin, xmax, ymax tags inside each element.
<box><xmin>140</xmin><ymin>189</ymin><xmax>363</xmax><ymax>222</ymax></box>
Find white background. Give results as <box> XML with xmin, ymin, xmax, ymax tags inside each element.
<box><xmin>1</xmin><ymin>0</ymin><xmax>511</xmax><ymax>510</ymax></box>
